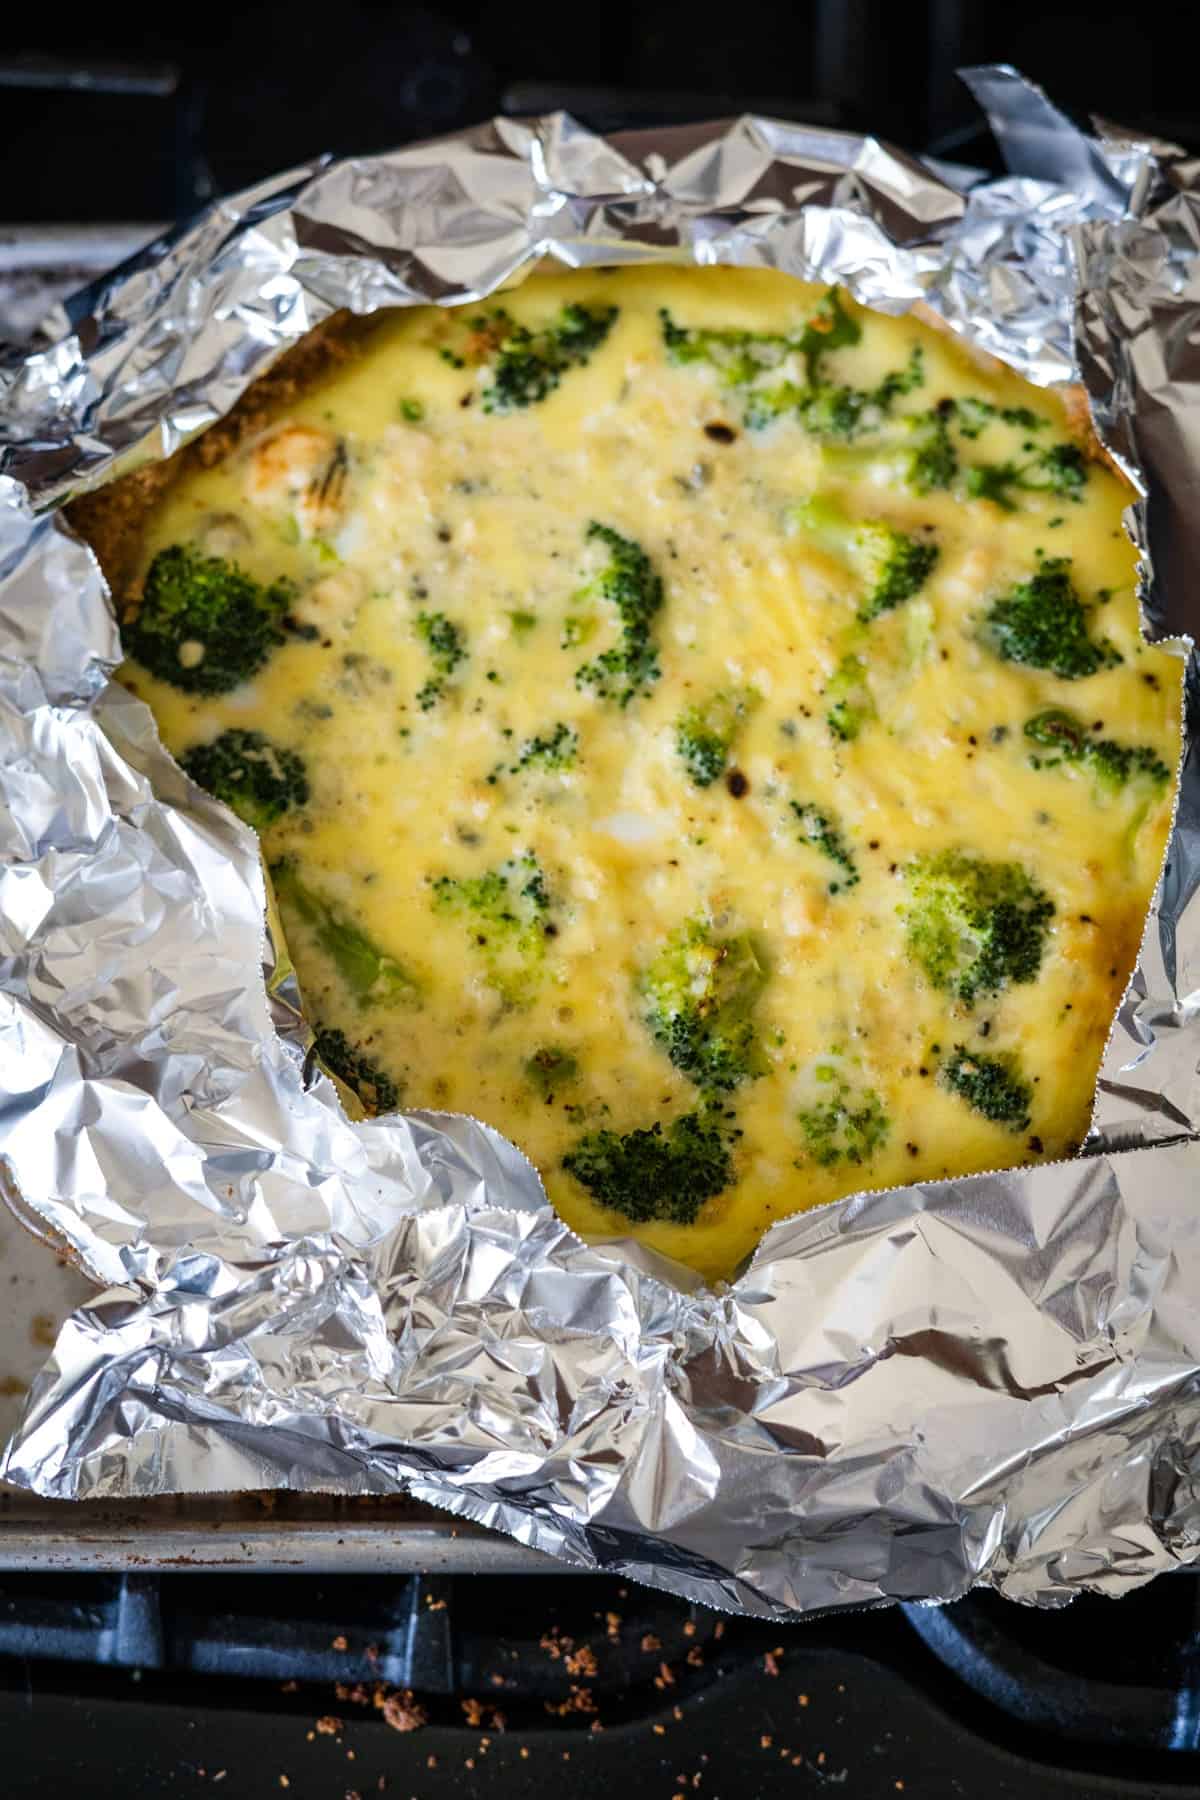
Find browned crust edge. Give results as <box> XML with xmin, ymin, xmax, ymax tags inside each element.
<box><xmin>66</xmin><ymin>308</ymin><xmax>379</xmax><ymax>610</ymax></box>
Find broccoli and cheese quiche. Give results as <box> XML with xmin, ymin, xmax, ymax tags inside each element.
<box><xmin>80</xmin><ymin>264</ymin><xmax>1182</xmax><ymax>1281</ymax></box>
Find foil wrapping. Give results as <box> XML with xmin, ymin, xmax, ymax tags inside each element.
<box><xmin>2</xmin><ymin>66</ymin><xmax>1200</xmax><ymax>1618</ymax></box>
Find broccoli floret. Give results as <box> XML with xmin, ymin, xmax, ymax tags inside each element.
<box><xmin>965</xmin><ymin>442</ymin><xmax>1088</xmax><ymax>511</ymax></box>
<box><xmin>674</xmin><ymin>688</ymin><xmax>757</xmax><ymax>787</ymax></box>
<box><xmin>446</xmin><ymin>303</ymin><xmax>617</xmax><ymax>412</ymax></box>
<box><xmin>574</xmin><ymin>522</ymin><xmax>664</xmax><ymax>706</ymax></box>
<box><xmin>906</xmin><ymin>406</ymin><xmax>959</xmax><ymax>492</ymax></box>
<box><xmin>859</xmin><ymin>529</ymin><xmax>939</xmax><ymax>621</ymax></box>
<box><xmin>181</xmin><ymin>728</ymin><xmax>309</xmax><ymax>832</ymax></box>
<box><xmin>516</xmin><ymin>722</ymin><xmax>578</xmax><ymax>770</ymax></box>
<box><xmin>901</xmin><ymin>850</ymin><xmax>1054</xmax><ymax>1006</ymax></box>
<box><xmin>796</xmin><ymin>1063</ymin><xmax>890</xmax><ymax>1166</ymax></box>
<box><xmin>524</xmin><ymin>1045</ymin><xmax>579</xmax><ymax>1100</ymax></box>
<box><xmin>790</xmin><ymin>800</ymin><xmax>860</xmax><ymax>892</ymax></box>
<box><xmin>415</xmin><ymin>610</ymin><xmax>466</xmax><ymax>709</ymax></box>
<box><xmin>939</xmin><ymin>1043</ymin><xmax>1032</xmax><ymax>1130</ymax></box>
<box><xmin>124</xmin><ymin>544</ymin><xmax>292</xmax><ymax>694</ymax></box>
<box><xmin>1023</xmin><ymin>708</ymin><xmax>1089</xmax><ymax>758</ymax></box>
<box><xmin>660</xmin><ymin>287</ymin><xmax>860</xmax><ymax>387</ymax></box>
<box><xmin>744</xmin><ymin>359</ymin><xmax>922</xmax><ymax>439</ymax></box>
<box><xmin>662</xmin><ymin>289</ymin><xmax>924</xmax><ymax>440</ymax></box>
<box><xmin>313</xmin><ymin>1025</ymin><xmax>400</xmax><ymax>1115</ymax></box>
<box><xmin>431</xmin><ymin>853</ymin><xmax>554</xmax><ymax>1006</ymax></box>
<box><xmin>818</xmin><ymin>404</ymin><xmax>958</xmax><ymax>495</ymax></box>
<box><xmin>952</xmin><ymin>396</ymin><xmax>1046</xmax><ymax>439</ymax></box>
<box><xmin>640</xmin><ymin>920</ymin><xmax>766</xmax><ymax>1093</ymax></box>
<box><xmin>272</xmin><ymin>861</ymin><xmax>421</xmax><ymax>1006</ymax></box>
<box><xmin>488</xmin><ymin>722</ymin><xmax>579</xmax><ymax>785</ymax></box>
<box><xmin>870</xmin><ymin>347</ymin><xmax>927</xmax><ymax>412</ymax></box>
<box><xmin>750</xmin><ymin>356</ymin><xmax>926</xmax><ymax>442</ymax></box>
<box><xmin>1024</xmin><ymin>708</ymin><xmax>1171</xmax><ymax>791</ymax></box>
<box><xmin>981</xmin><ymin>559</ymin><xmax>1121</xmax><ymax>680</ymax></box>
<box><xmin>1032</xmin><ymin>443</ymin><xmax>1088</xmax><ymax>500</ymax></box>
<box><xmin>823</xmin><ymin>654</ymin><xmax>875</xmax><ymax>743</ymax></box>
<box><xmin>562</xmin><ymin>1110</ymin><xmax>734</xmax><ymax>1225</ymax></box>
<box><xmin>793</xmin><ymin>286</ymin><xmax>863</xmax><ymax>382</ymax></box>
<box><xmin>788</xmin><ymin>496</ymin><xmax>939</xmax><ymax>621</ymax></box>
<box><xmin>963</xmin><ymin>463</ymin><xmax>1023</xmax><ymax>509</ymax></box>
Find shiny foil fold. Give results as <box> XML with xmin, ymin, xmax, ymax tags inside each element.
<box><xmin>2</xmin><ymin>67</ymin><xmax>1199</xmax><ymax>1618</ymax></box>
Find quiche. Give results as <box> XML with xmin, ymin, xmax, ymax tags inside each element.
<box><xmin>77</xmin><ymin>265</ymin><xmax>1182</xmax><ymax>1281</ymax></box>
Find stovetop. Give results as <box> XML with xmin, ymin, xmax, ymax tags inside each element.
<box><xmin>1</xmin><ymin>1566</ymin><xmax>1199</xmax><ymax>1798</ymax></box>
<box><xmin>3</xmin><ymin>3</ymin><xmax>1198</xmax><ymax>233</ymax></box>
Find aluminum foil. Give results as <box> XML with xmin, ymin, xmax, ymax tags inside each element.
<box><xmin>2</xmin><ymin>65</ymin><xmax>1200</xmax><ymax>1619</ymax></box>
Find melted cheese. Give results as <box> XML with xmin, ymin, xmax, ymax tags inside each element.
<box><xmin>117</xmin><ymin>266</ymin><xmax>1183</xmax><ymax>1281</ymax></box>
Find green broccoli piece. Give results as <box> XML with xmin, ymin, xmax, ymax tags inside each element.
<box><xmin>488</xmin><ymin>722</ymin><xmax>578</xmax><ymax>786</ymax></box>
<box><xmin>939</xmin><ymin>1043</ymin><xmax>1032</xmax><ymax>1130</ymax></box>
<box><xmin>181</xmin><ymin>728</ymin><xmax>309</xmax><ymax>832</ymax></box>
<box><xmin>790</xmin><ymin>800</ymin><xmax>860</xmax><ymax>892</ymax></box>
<box><xmin>431</xmin><ymin>853</ymin><xmax>554</xmax><ymax>1006</ymax></box>
<box><xmin>818</xmin><ymin>403</ymin><xmax>958</xmax><ymax>495</ymax></box>
<box><xmin>448</xmin><ymin>303</ymin><xmax>617</xmax><ymax>412</ymax></box>
<box><xmin>901</xmin><ymin>850</ymin><xmax>1054</xmax><ymax>1007</ymax></box>
<box><xmin>640</xmin><ymin>920</ymin><xmax>766</xmax><ymax>1093</ymax></box>
<box><xmin>272</xmin><ymin>861</ymin><xmax>421</xmax><ymax>1007</ymax></box>
<box><xmin>123</xmin><ymin>544</ymin><xmax>292</xmax><ymax>694</ymax></box>
<box><xmin>1023</xmin><ymin>708</ymin><xmax>1090</xmax><ymax>759</ymax></box>
<box><xmin>415</xmin><ymin>610</ymin><xmax>466</xmax><ymax>709</ymax></box>
<box><xmin>743</xmin><ymin>361</ymin><xmax>922</xmax><ymax>439</ymax></box>
<box><xmin>965</xmin><ymin>442</ymin><xmax>1088</xmax><ymax>511</ymax></box>
<box><xmin>870</xmin><ymin>347</ymin><xmax>928</xmax><ymax>412</ymax></box>
<box><xmin>952</xmin><ymin>396</ymin><xmax>1046</xmax><ymax>439</ymax></box>
<box><xmin>313</xmin><ymin>1025</ymin><xmax>400</xmax><ymax>1115</ymax></box>
<box><xmin>746</xmin><ymin>355</ymin><xmax>925</xmax><ymax>442</ymax></box>
<box><xmin>674</xmin><ymin>688</ymin><xmax>757</xmax><ymax>787</ymax></box>
<box><xmin>574</xmin><ymin>522</ymin><xmax>664</xmax><ymax>706</ymax></box>
<box><xmin>662</xmin><ymin>289</ymin><xmax>923</xmax><ymax>440</ymax></box>
<box><xmin>516</xmin><ymin>722</ymin><xmax>578</xmax><ymax>770</ymax></box>
<box><xmin>981</xmin><ymin>559</ymin><xmax>1121</xmax><ymax>680</ymax></box>
<box><xmin>905</xmin><ymin>406</ymin><xmax>959</xmax><ymax>492</ymax></box>
<box><xmin>823</xmin><ymin>654</ymin><xmax>875</xmax><ymax>743</ymax></box>
<box><xmin>562</xmin><ymin>1110</ymin><xmax>734</xmax><ymax>1225</ymax></box>
<box><xmin>1032</xmin><ymin>443</ymin><xmax>1088</xmax><ymax>500</ymax></box>
<box><xmin>660</xmin><ymin>287</ymin><xmax>860</xmax><ymax>387</ymax></box>
<box><xmin>1024</xmin><ymin>708</ymin><xmax>1171</xmax><ymax>791</ymax></box>
<box><xmin>796</xmin><ymin>1064</ymin><xmax>890</xmax><ymax>1167</ymax></box>
<box><xmin>524</xmin><ymin>1045</ymin><xmax>579</xmax><ymax>1101</ymax></box>
<box><xmin>963</xmin><ymin>463</ymin><xmax>1023</xmax><ymax>510</ymax></box>
<box><xmin>788</xmin><ymin>496</ymin><xmax>939</xmax><ymax>621</ymax></box>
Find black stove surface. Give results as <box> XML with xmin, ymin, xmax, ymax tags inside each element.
<box><xmin>2</xmin><ymin>1567</ymin><xmax>1199</xmax><ymax>1798</ymax></box>
<box><xmin>4</xmin><ymin>1</ymin><xmax>1199</xmax><ymax>229</ymax></box>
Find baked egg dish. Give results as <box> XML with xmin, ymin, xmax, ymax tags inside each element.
<box><xmin>78</xmin><ymin>265</ymin><xmax>1182</xmax><ymax>1281</ymax></box>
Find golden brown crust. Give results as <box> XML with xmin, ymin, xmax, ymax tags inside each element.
<box><xmin>66</xmin><ymin>308</ymin><xmax>378</xmax><ymax>611</ymax></box>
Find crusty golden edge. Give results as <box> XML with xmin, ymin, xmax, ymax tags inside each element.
<box><xmin>68</xmin><ymin>292</ymin><xmax>1121</xmax><ymax>621</ymax></box>
<box><xmin>66</xmin><ymin>308</ymin><xmax>378</xmax><ymax>612</ymax></box>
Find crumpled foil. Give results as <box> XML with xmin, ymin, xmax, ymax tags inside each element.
<box><xmin>2</xmin><ymin>65</ymin><xmax>1200</xmax><ymax>1619</ymax></box>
